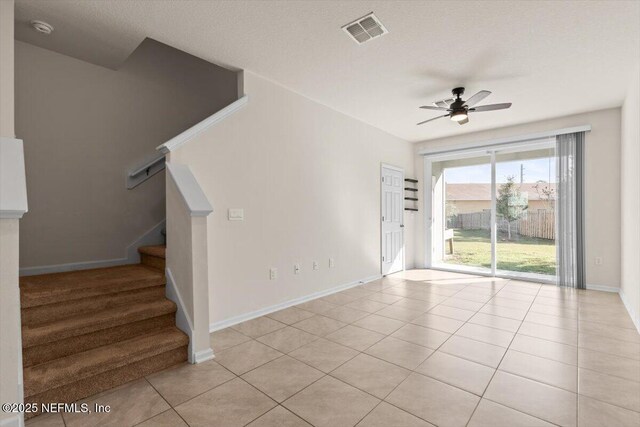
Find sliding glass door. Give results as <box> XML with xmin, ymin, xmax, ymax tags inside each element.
<box><xmin>494</xmin><ymin>147</ymin><xmax>556</xmax><ymax>280</ymax></box>
<box><xmin>430</xmin><ymin>153</ymin><xmax>493</xmax><ymax>274</ymax></box>
<box><xmin>426</xmin><ymin>139</ymin><xmax>557</xmax><ymax>282</ymax></box>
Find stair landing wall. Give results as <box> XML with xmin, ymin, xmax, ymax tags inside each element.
<box><xmin>16</xmin><ymin>38</ymin><xmax>239</xmax><ymax>273</ymax></box>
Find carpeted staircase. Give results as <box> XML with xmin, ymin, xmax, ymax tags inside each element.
<box><xmin>19</xmin><ymin>245</ymin><xmax>188</xmax><ymax>412</ymax></box>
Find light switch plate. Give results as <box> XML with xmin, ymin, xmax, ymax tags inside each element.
<box><xmin>228</xmin><ymin>208</ymin><xmax>244</xmax><ymax>221</ymax></box>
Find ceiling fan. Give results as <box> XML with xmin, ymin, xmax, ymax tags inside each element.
<box><xmin>417</xmin><ymin>87</ymin><xmax>512</xmax><ymax>125</ymax></box>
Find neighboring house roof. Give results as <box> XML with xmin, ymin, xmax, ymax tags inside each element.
<box><xmin>446</xmin><ymin>183</ymin><xmax>556</xmax><ymax>201</ymax></box>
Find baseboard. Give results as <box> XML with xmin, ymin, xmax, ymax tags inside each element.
<box><xmin>125</xmin><ymin>219</ymin><xmax>166</xmax><ymax>264</ymax></box>
<box><xmin>19</xmin><ymin>257</ymin><xmax>132</xmax><ymax>277</ymax></box>
<box><xmin>619</xmin><ymin>288</ymin><xmax>640</xmax><ymax>333</ymax></box>
<box><xmin>19</xmin><ymin>220</ymin><xmax>165</xmax><ymax>276</ymax></box>
<box><xmin>585</xmin><ymin>283</ymin><xmax>620</xmax><ymax>293</ymax></box>
<box><xmin>191</xmin><ymin>348</ymin><xmax>215</xmax><ymax>364</ymax></box>
<box><xmin>210</xmin><ymin>274</ymin><xmax>383</xmax><ymax>332</ymax></box>
<box><xmin>0</xmin><ymin>414</ymin><xmax>24</xmax><ymax>427</ymax></box>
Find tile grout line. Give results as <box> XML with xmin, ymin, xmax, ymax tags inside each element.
<box><xmin>211</xmin><ymin>277</ymin><xmax>639</xmax><ymax>426</ymax></box>
<box><xmin>235</xmin><ymin>376</ymin><xmax>288</xmax><ymax>427</ymax></box>
<box><xmin>474</xmin><ymin>281</ymin><xmax>640</xmax><ymax>425</ymax></box>
<box><xmin>490</xmin><ymin>286</ymin><xmax>640</xmax><ymax>418</ymax></box>
<box><xmin>247</xmin><ymin>279</ymin><xmax>451</xmax><ymax>426</ymax></box>
<box><xmin>31</xmin><ymin>276</ymin><xmax>636</xmax><ymax>427</ymax></box>
<box><xmin>242</xmin><ymin>279</ymin><xmax>638</xmax><ymax>424</ymax></box>
<box><xmin>463</xmin><ymin>278</ymin><xmax>542</xmax><ymax>427</ymax></box>
<box><xmin>201</xmin><ymin>279</ymin><xmax>527</xmax><ymax>427</ymax></box>
<box><xmin>137</xmin><ymin>377</ymin><xmax>190</xmax><ymax>427</ymax></box>
<box><xmin>369</xmin><ymin>277</ymin><xmax>511</xmax><ymax>427</ymax></box>
<box><xmin>244</xmin><ymin>320</ymin><xmax>374</xmax><ymax>423</ymax></box>
<box><xmin>354</xmin><ymin>281</ymin><xmax>485</xmax><ymax>401</ymax></box>
<box><xmin>356</xmin><ymin>278</ymin><xmax>508</xmax><ymax>426</ymax></box>
<box><xmin>366</xmin><ymin>280</ymin><xmax>636</xmax><ymax>423</ymax></box>
<box><xmin>153</xmin><ymin>365</ymin><xmax>239</xmax><ymax>422</ymax></box>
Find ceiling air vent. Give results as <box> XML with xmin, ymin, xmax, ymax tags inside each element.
<box><xmin>342</xmin><ymin>13</ymin><xmax>388</xmax><ymax>44</ymax></box>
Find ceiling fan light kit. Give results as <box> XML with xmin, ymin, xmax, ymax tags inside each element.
<box><xmin>417</xmin><ymin>87</ymin><xmax>512</xmax><ymax>126</ymax></box>
<box><xmin>450</xmin><ymin>110</ymin><xmax>468</xmax><ymax>122</ymax></box>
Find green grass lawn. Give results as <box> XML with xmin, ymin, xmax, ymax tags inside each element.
<box><xmin>444</xmin><ymin>229</ymin><xmax>556</xmax><ymax>275</ymax></box>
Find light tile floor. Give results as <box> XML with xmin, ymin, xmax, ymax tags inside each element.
<box><xmin>27</xmin><ymin>269</ymin><xmax>640</xmax><ymax>427</ymax></box>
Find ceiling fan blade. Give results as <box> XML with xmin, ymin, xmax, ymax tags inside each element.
<box><xmin>434</xmin><ymin>98</ymin><xmax>455</xmax><ymax>108</ymax></box>
<box><xmin>469</xmin><ymin>103</ymin><xmax>512</xmax><ymax>112</ymax></box>
<box><xmin>417</xmin><ymin>114</ymin><xmax>449</xmax><ymax>125</ymax></box>
<box><xmin>420</xmin><ymin>106</ymin><xmax>449</xmax><ymax>111</ymax></box>
<box><xmin>465</xmin><ymin>90</ymin><xmax>491</xmax><ymax>107</ymax></box>
<box><xmin>458</xmin><ymin>117</ymin><xmax>469</xmax><ymax>125</ymax></box>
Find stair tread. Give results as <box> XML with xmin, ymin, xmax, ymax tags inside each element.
<box><xmin>138</xmin><ymin>245</ymin><xmax>166</xmax><ymax>259</ymax></box>
<box><xmin>23</xmin><ymin>314</ymin><xmax>176</xmax><ymax>368</ymax></box>
<box><xmin>20</xmin><ymin>264</ymin><xmax>163</xmax><ymax>290</ymax></box>
<box><xmin>20</xmin><ymin>265</ymin><xmax>165</xmax><ymax>308</ymax></box>
<box><xmin>23</xmin><ymin>299</ymin><xmax>176</xmax><ymax>348</ymax></box>
<box><xmin>24</xmin><ymin>327</ymin><xmax>188</xmax><ymax>398</ymax></box>
<box><xmin>22</xmin><ymin>286</ymin><xmax>166</xmax><ymax>327</ymax></box>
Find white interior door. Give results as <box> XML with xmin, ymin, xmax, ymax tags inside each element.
<box><xmin>381</xmin><ymin>165</ymin><xmax>404</xmax><ymax>275</ymax></box>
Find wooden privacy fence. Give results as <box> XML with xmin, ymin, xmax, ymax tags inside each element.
<box><xmin>448</xmin><ymin>210</ymin><xmax>555</xmax><ymax>240</ymax></box>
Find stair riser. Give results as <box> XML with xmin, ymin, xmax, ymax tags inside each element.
<box><xmin>23</xmin><ymin>314</ymin><xmax>177</xmax><ymax>367</ymax></box>
<box><xmin>22</xmin><ymin>299</ymin><xmax>177</xmax><ymax>348</ymax></box>
<box><xmin>21</xmin><ymin>277</ymin><xmax>166</xmax><ymax>309</ymax></box>
<box><xmin>140</xmin><ymin>254</ymin><xmax>165</xmax><ymax>271</ymax></box>
<box><xmin>24</xmin><ymin>346</ymin><xmax>187</xmax><ymax>420</ymax></box>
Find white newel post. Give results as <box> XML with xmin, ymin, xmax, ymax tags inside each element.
<box><xmin>190</xmin><ymin>214</ymin><xmax>212</xmax><ymax>362</ymax></box>
<box><xmin>165</xmin><ymin>161</ymin><xmax>214</xmax><ymax>364</ymax></box>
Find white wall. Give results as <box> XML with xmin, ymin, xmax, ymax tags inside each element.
<box><xmin>414</xmin><ymin>108</ymin><xmax>622</xmax><ymax>289</ymax></box>
<box><xmin>171</xmin><ymin>71</ymin><xmax>415</xmax><ymax>326</ymax></box>
<box><xmin>15</xmin><ymin>39</ymin><xmax>238</xmax><ymax>271</ymax></box>
<box><xmin>0</xmin><ymin>3</ymin><xmax>24</xmax><ymax>426</ymax></box>
<box><xmin>621</xmin><ymin>66</ymin><xmax>640</xmax><ymax>329</ymax></box>
<box><xmin>0</xmin><ymin>0</ymin><xmax>13</xmax><ymax>138</ymax></box>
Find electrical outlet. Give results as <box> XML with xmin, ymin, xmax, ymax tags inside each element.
<box><xmin>294</xmin><ymin>264</ymin><xmax>301</xmax><ymax>275</ymax></box>
<box><xmin>594</xmin><ymin>257</ymin><xmax>603</xmax><ymax>265</ymax></box>
<box><xmin>313</xmin><ymin>261</ymin><xmax>319</xmax><ymax>270</ymax></box>
<box><xmin>269</xmin><ymin>268</ymin><xmax>278</xmax><ymax>280</ymax></box>
<box><xmin>329</xmin><ymin>258</ymin><xmax>335</xmax><ymax>268</ymax></box>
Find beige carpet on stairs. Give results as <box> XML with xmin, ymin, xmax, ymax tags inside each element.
<box><xmin>19</xmin><ymin>245</ymin><xmax>186</xmax><ymax>419</ymax></box>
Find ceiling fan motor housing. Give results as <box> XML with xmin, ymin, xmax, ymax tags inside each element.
<box><xmin>450</xmin><ymin>100</ymin><xmax>466</xmax><ymax>110</ymax></box>
<box><xmin>452</xmin><ymin>87</ymin><xmax>465</xmax><ymax>98</ymax></box>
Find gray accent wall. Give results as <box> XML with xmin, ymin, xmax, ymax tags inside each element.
<box><xmin>16</xmin><ymin>38</ymin><xmax>239</xmax><ymax>270</ymax></box>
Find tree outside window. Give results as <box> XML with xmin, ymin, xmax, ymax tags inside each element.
<box><xmin>497</xmin><ymin>176</ymin><xmax>528</xmax><ymax>240</ymax></box>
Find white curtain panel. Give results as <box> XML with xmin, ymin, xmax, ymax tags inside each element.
<box><xmin>555</xmin><ymin>132</ymin><xmax>586</xmax><ymax>288</ymax></box>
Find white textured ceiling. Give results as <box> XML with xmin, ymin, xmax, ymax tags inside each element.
<box><xmin>15</xmin><ymin>0</ymin><xmax>640</xmax><ymax>142</ymax></box>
